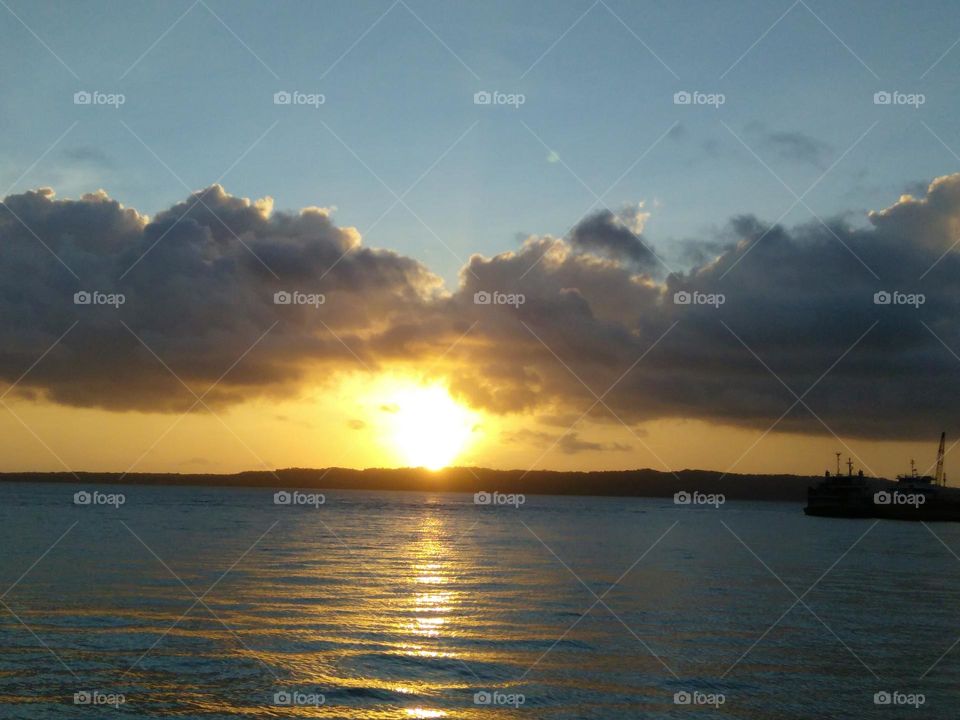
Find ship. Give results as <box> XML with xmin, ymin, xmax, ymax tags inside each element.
<box><xmin>805</xmin><ymin>432</ymin><xmax>960</xmax><ymax>521</ymax></box>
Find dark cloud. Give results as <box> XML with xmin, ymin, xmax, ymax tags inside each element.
<box><xmin>61</xmin><ymin>147</ymin><xmax>113</xmax><ymax>168</ymax></box>
<box><xmin>501</xmin><ymin>429</ymin><xmax>631</xmax><ymax>455</ymax></box>
<box><xmin>0</xmin><ymin>184</ymin><xmax>441</xmax><ymax>411</ymax></box>
<box><xmin>566</xmin><ymin>206</ymin><xmax>657</xmax><ymax>269</ymax></box>
<box><xmin>763</xmin><ymin>131</ymin><xmax>832</xmax><ymax>169</ymax></box>
<box><xmin>442</xmin><ymin>174</ymin><xmax>960</xmax><ymax>440</ymax></box>
<box><xmin>744</xmin><ymin>122</ymin><xmax>832</xmax><ymax>169</ymax></box>
<box><xmin>4</xmin><ymin>177</ymin><xmax>960</xmax><ymax>441</ymax></box>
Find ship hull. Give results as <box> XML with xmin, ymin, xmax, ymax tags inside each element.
<box><xmin>805</xmin><ymin>475</ymin><xmax>960</xmax><ymax>522</ymax></box>
<box><xmin>807</xmin><ymin>435</ymin><xmax>960</xmax><ymax>521</ymax></box>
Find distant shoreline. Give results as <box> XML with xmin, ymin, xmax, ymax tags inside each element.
<box><xmin>0</xmin><ymin>467</ymin><xmax>888</xmax><ymax>502</ymax></box>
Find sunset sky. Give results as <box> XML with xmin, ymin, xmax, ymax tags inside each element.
<box><xmin>2</xmin><ymin>0</ymin><xmax>960</xmax><ymax>477</ymax></box>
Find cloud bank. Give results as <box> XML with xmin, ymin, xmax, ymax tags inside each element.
<box><xmin>2</xmin><ymin>176</ymin><xmax>960</xmax><ymax>440</ymax></box>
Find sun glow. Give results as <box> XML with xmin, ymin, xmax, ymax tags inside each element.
<box><xmin>382</xmin><ymin>384</ymin><xmax>476</xmax><ymax>470</ymax></box>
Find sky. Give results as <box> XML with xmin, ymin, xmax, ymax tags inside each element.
<box><xmin>2</xmin><ymin>0</ymin><xmax>960</xmax><ymax>478</ymax></box>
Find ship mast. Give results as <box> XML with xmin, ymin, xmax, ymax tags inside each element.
<box><xmin>936</xmin><ymin>431</ymin><xmax>946</xmax><ymax>486</ymax></box>
<box><xmin>835</xmin><ymin>452</ymin><xmax>841</xmax><ymax>477</ymax></box>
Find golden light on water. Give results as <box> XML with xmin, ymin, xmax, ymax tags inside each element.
<box><xmin>395</xmin><ymin>515</ymin><xmax>460</xmax><ymax>718</ymax></box>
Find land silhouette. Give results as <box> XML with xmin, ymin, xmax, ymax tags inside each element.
<box><xmin>0</xmin><ymin>466</ymin><xmax>851</xmax><ymax>501</ymax></box>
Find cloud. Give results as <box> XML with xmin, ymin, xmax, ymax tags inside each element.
<box><xmin>745</xmin><ymin>123</ymin><xmax>832</xmax><ymax>169</ymax></box>
<box><xmin>501</xmin><ymin>429</ymin><xmax>631</xmax><ymax>455</ymax></box>
<box><xmin>4</xmin><ymin>176</ymin><xmax>960</xmax><ymax>441</ymax></box>
<box><xmin>61</xmin><ymin>147</ymin><xmax>114</xmax><ymax>168</ymax></box>
<box><xmin>442</xmin><ymin>174</ymin><xmax>960</xmax><ymax>440</ymax></box>
<box><xmin>764</xmin><ymin>130</ymin><xmax>832</xmax><ymax>168</ymax></box>
<box><xmin>0</xmin><ymin>184</ymin><xmax>442</xmax><ymax>411</ymax></box>
<box><xmin>566</xmin><ymin>205</ymin><xmax>657</xmax><ymax>270</ymax></box>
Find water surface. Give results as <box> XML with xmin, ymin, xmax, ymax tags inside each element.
<box><xmin>1</xmin><ymin>483</ymin><xmax>957</xmax><ymax>718</ymax></box>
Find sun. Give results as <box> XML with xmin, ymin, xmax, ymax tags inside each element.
<box><xmin>383</xmin><ymin>384</ymin><xmax>476</xmax><ymax>470</ymax></box>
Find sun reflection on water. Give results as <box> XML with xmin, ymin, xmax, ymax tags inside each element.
<box><xmin>397</xmin><ymin>515</ymin><xmax>459</xmax><ymax>718</ymax></box>
<box><xmin>404</xmin><ymin>708</ymin><xmax>447</xmax><ymax>718</ymax></box>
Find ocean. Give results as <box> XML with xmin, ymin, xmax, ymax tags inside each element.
<box><xmin>0</xmin><ymin>482</ymin><xmax>957</xmax><ymax>718</ymax></box>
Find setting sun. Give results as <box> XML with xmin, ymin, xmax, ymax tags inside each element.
<box><xmin>382</xmin><ymin>384</ymin><xmax>476</xmax><ymax>470</ymax></box>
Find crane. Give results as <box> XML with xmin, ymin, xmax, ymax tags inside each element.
<box><xmin>936</xmin><ymin>431</ymin><xmax>946</xmax><ymax>486</ymax></box>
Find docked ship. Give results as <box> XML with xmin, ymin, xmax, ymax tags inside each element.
<box><xmin>805</xmin><ymin>433</ymin><xmax>960</xmax><ymax>521</ymax></box>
